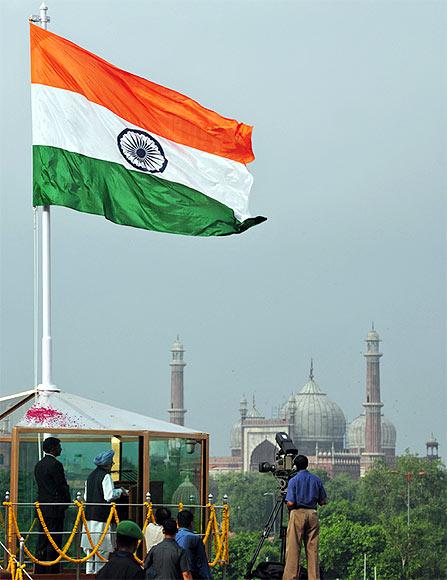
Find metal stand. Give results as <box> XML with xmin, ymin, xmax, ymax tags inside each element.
<box><xmin>245</xmin><ymin>493</ymin><xmax>287</xmax><ymax>579</ymax></box>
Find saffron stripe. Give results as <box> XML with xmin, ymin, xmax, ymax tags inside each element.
<box><xmin>30</xmin><ymin>24</ymin><xmax>254</xmax><ymax>164</ymax></box>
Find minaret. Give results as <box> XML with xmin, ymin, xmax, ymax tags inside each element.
<box><xmin>361</xmin><ymin>325</ymin><xmax>384</xmax><ymax>474</ymax></box>
<box><xmin>239</xmin><ymin>395</ymin><xmax>248</xmax><ymax>471</ymax></box>
<box><xmin>239</xmin><ymin>395</ymin><xmax>248</xmax><ymax>421</ymax></box>
<box><xmin>426</xmin><ymin>434</ymin><xmax>439</xmax><ymax>461</ymax></box>
<box><xmin>168</xmin><ymin>336</ymin><xmax>187</xmax><ymax>426</ymax></box>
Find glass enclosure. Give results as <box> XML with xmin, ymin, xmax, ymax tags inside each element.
<box><xmin>17</xmin><ymin>433</ymin><xmax>142</xmax><ymax>504</ymax></box>
<box><xmin>149</xmin><ymin>437</ymin><xmax>202</xmax><ymax>506</ymax></box>
<box><xmin>11</xmin><ymin>429</ymin><xmax>206</xmax><ymax>529</ymax></box>
<box><xmin>1</xmin><ymin>427</ymin><xmax>207</xmax><ymax>570</ymax></box>
<box><xmin>0</xmin><ymin>439</ymin><xmax>11</xmax><ymax>491</ymax></box>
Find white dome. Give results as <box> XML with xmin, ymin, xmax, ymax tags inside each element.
<box><xmin>347</xmin><ymin>414</ymin><xmax>396</xmax><ymax>449</ymax></box>
<box><xmin>283</xmin><ymin>378</ymin><xmax>346</xmax><ymax>447</ymax></box>
<box><xmin>366</xmin><ymin>329</ymin><xmax>380</xmax><ymax>341</ymax></box>
<box><xmin>246</xmin><ymin>397</ymin><xmax>264</xmax><ymax>418</ymax></box>
<box><xmin>171</xmin><ymin>337</ymin><xmax>184</xmax><ymax>351</ymax></box>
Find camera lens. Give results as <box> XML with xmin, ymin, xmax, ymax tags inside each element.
<box><xmin>258</xmin><ymin>461</ymin><xmax>274</xmax><ymax>473</ymax></box>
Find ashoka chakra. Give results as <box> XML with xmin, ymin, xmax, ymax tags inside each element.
<box><xmin>117</xmin><ymin>128</ymin><xmax>168</xmax><ymax>173</ymax></box>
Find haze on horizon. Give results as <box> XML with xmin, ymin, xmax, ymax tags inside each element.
<box><xmin>0</xmin><ymin>0</ymin><xmax>445</xmax><ymax>457</ymax></box>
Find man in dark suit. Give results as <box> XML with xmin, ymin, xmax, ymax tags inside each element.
<box><xmin>34</xmin><ymin>436</ymin><xmax>71</xmax><ymax>574</ymax></box>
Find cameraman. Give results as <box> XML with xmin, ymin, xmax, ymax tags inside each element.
<box><xmin>283</xmin><ymin>455</ymin><xmax>327</xmax><ymax>580</ymax></box>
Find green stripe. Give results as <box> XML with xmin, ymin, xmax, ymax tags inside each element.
<box><xmin>33</xmin><ymin>146</ymin><xmax>266</xmax><ymax>237</ymax></box>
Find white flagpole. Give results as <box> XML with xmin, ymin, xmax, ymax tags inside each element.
<box><xmin>32</xmin><ymin>2</ymin><xmax>58</xmax><ymax>394</ymax></box>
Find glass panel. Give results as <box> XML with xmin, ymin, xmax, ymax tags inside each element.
<box><xmin>0</xmin><ymin>439</ymin><xmax>11</xmax><ymax>495</ymax></box>
<box><xmin>149</xmin><ymin>437</ymin><xmax>202</xmax><ymax>530</ymax></box>
<box><xmin>15</xmin><ymin>431</ymin><xmax>143</xmax><ymax>570</ymax></box>
<box><xmin>0</xmin><ymin>438</ymin><xmax>11</xmax><ymax>563</ymax></box>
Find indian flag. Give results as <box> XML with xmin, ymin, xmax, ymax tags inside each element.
<box><xmin>30</xmin><ymin>25</ymin><xmax>266</xmax><ymax>236</ymax></box>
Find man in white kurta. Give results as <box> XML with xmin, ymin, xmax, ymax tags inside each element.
<box><xmin>144</xmin><ymin>507</ymin><xmax>172</xmax><ymax>552</ymax></box>
<box><xmin>81</xmin><ymin>450</ymin><xmax>127</xmax><ymax>574</ymax></box>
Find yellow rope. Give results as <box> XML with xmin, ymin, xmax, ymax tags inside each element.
<box><xmin>208</xmin><ymin>503</ymin><xmax>230</xmax><ymax>567</ymax></box>
<box><xmin>79</xmin><ymin>508</ymin><xmax>108</xmax><ymax>562</ymax></box>
<box><xmin>13</xmin><ymin>563</ymin><xmax>26</xmax><ymax>580</ymax></box>
<box><xmin>4</xmin><ymin>501</ymin><xmax>15</xmax><ymax>576</ymax></box>
<box><xmin>3</xmin><ymin>499</ymin><xmax>230</xmax><ymax>570</ymax></box>
<box><xmin>133</xmin><ymin>502</ymin><xmax>153</xmax><ymax>565</ymax></box>
<box><xmin>8</xmin><ymin>501</ymin><xmax>116</xmax><ymax>566</ymax></box>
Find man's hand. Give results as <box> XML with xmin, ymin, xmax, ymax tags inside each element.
<box><xmin>182</xmin><ymin>572</ymin><xmax>192</xmax><ymax>580</ymax></box>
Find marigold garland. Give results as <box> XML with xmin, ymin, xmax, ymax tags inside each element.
<box><xmin>2</xmin><ymin>499</ymin><xmax>229</xmax><ymax>571</ymax></box>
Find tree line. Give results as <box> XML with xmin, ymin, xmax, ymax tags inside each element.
<box><xmin>210</xmin><ymin>453</ymin><xmax>447</xmax><ymax>579</ymax></box>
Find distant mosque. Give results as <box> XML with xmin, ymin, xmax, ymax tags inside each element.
<box><xmin>165</xmin><ymin>327</ymin><xmax>440</xmax><ymax>479</ymax></box>
<box><xmin>209</xmin><ymin>326</ymin><xmax>397</xmax><ymax>478</ymax></box>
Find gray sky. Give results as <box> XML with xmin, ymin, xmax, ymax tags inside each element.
<box><xmin>1</xmin><ymin>0</ymin><xmax>445</xmax><ymax>456</ymax></box>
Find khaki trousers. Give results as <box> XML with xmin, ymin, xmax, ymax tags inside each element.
<box><xmin>282</xmin><ymin>508</ymin><xmax>320</xmax><ymax>580</ymax></box>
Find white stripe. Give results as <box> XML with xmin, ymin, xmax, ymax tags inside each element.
<box><xmin>32</xmin><ymin>84</ymin><xmax>254</xmax><ymax>221</ymax></box>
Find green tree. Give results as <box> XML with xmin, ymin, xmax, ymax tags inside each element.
<box><xmin>211</xmin><ymin>472</ymin><xmax>285</xmax><ymax>532</ymax></box>
<box><xmin>210</xmin><ymin>457</ymin><xmax>447</xmax><ymax>579</ymax></box>
<box><xmin>325</xmin><ymin>473</ymin><xmax>358</xmax><ymax>502</ymax></box>
<box><xmin>212</xmin><ymin>532</ymin><xmax>280</xmax><ymax>580</ymax></box>
<box><xmin>357</xmin><ymin>453</ymin><xmax>447</xmax><ymax>526</ymax></box>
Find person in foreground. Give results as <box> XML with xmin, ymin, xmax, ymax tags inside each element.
<box><xmin>176</xmin><ymin>510</ymin><xmax>211</xmax><ymax>579</ymax></box>
<box><xmin>144</xmin><ymin>518</ymin><xmax>192</xmax><ymax>579</ymax></box>
<box><xmin>34</xmin><ymin>436</ymin><xmax>71</xmax><ymax>574</ymax></box>
<box><xmin>145</xmin><ymin>506</ymin><xmax>171</xmax><ymax>552</ymax></box>
<box><xmin>282</xmin><ymin>455</ymin><xmax>327</xmax><ymax>580</ymax></box>
<box><xmin>96</xmin><ymin>520</ymin><xmax>144</xmax><ymax>579</ymax></box>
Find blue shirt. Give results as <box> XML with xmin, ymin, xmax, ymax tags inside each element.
<box><xmin>176</xmin><ymin>528</ymin><xmax>211</xmax><ymax>579</ymax></box>
<box><xmin>285</xmin><ymin>470</ymin><xmax>327</xmax><ymax>509</ymax></box>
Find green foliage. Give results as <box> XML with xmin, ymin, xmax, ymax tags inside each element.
<box><xmin>211</xmin><ymin>472</ymin><xmax>285</xmax><ymax>532</ymax></box>
<box><xmin>325</xmin><ymin>473</ymin><xmax>357</xmax><ymax>502</ymax></box>
<box><xmin>212</xmin><ymin>456</ymin><xmax>447</xmax><ymax>579</ymax></box>
<box><xmin>212</xmin><ymin>532</ymin><xmax>280</xmax><ymax>580</ymax></box>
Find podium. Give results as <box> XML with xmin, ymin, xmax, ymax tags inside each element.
<box><xmin>113</xmin><ymin>468</ymin><xmax>140</xmax><ymax>523</ymax></box>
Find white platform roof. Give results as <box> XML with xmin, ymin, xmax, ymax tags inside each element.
<box><xmin>5</xmin><ymin>390</ymin><xmax>205</xmax><ymax>435</ymax></box>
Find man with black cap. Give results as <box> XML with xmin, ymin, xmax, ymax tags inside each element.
<box><xmin>34</xmin><ymin>436</ymin><xmax>71</xmax><ymax>574</ymax></box>
<box><xmin>283</xmin><ymin>455</ymin><xmax>327</xmax><ymax>580</ymax></box>
<box><xmin>81</xmin><ymin>450</ymin><xmax>128</xmax><ymax>574</ymax></box>
<box><xmin>96</xmin><ymin>520</ymin><xmax>145</xmax><ymax>579</ymax></box>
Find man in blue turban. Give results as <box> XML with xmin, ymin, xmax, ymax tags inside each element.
<box><xmin>81</xmin><ymin>450</ymin><xmax>128</xmax><ymax>574</ymax></box>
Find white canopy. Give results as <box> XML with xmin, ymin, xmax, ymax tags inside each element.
<box><xmin>4</xmin><ymin>389</ymin><xmax>204</xmax><ymax>435</ymax></box>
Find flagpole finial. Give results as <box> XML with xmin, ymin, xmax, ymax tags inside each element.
<box><xmin>38</xmin><ymin>2</ymin><xmax>50</xmax><ymax>28</ymax></box>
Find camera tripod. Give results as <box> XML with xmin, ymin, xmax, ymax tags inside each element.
<box><xmin>245</xmin><ymin>491</ymin><xmax>287</xmax><ymax>579</ymax></box>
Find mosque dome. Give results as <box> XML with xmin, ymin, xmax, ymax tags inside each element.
<box><xmin>366</xmin><ymin>329</ymin><xmax>380</xmax><ymax>342</ymax></box>
<box><xmin>282</xmin><ymin>368</ymin><xmax>346</xmax><ymax>452</ymax></box>
<box><xmin>240</xmin><ymin>395</ymin><xmax>264</xmax><ymax>419</ymax></box>
<box><xmin>171</xmin><ymin>473</ymin><xmax>199</xmax><ymax>505</ymax></box>
<box><xmin>347</xmin><ymin>414</ymin><xmax>396</xmax><ymax>450</ymax></box>
<box><xmin>247</xmin><ymin>400</ymin><xmax>263</xmax><ymax>419</ymax></box>
<box><xmin>171</xmin><ymin>336</ymin><xmax>184</xmax><ymax>351</ymax></box>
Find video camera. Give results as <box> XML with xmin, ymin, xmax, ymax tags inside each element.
<box><xmin>258</xmin><ymin>432</ymin><xmax>298</xmax><ymax>490</ymax></box>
